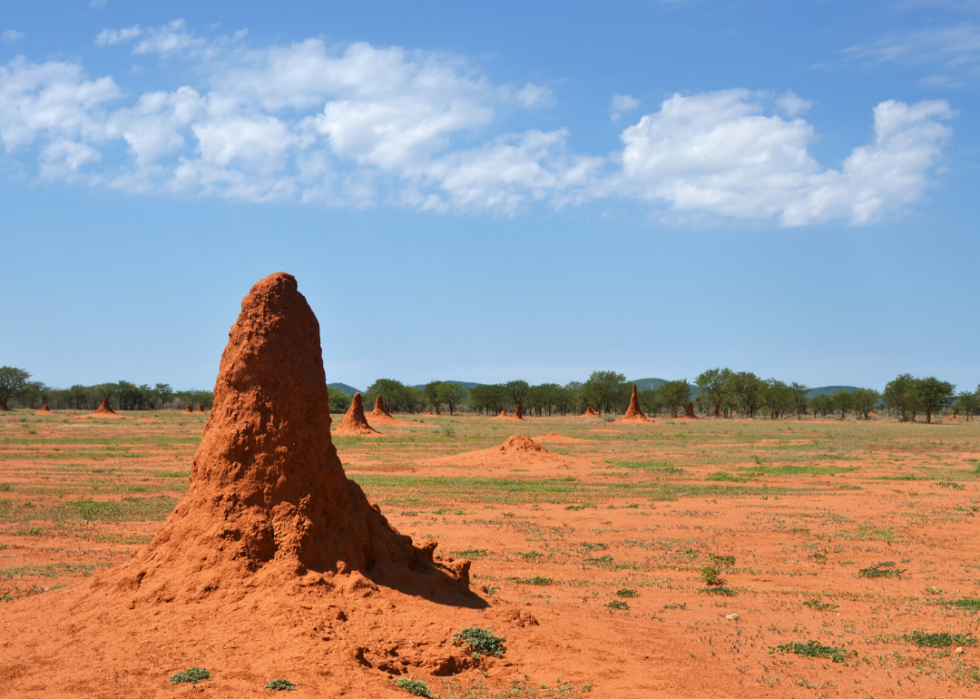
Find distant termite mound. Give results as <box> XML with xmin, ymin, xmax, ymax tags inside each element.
<box><xmin>950</xmin><ymin>412</ymin><xmax>959</xmax><ymax>420</ymax></box>
<box><xmin>512</xmin><ymin>403</ymin><xmax>525</xmax><ymax>420</ymax></box>
<box><xmin>426</xmin><ymin>411</ymin><xmax>436</xmax><ymax>416</ymax></box>
<box><xmin>367</xmin><ymin>395</ymin><xmax>409</xmax><ymax>426</ymax></box>
<box><xmin>582</xmin><ymin>406</ymin><xmax>599</xmax><ymax>417</ymax></box>
<box><xmin>427</xmin><ymin>433</ymin><xmax>564</xmax><ymax>470</ymax></box>
<box><xmin>335</xmin><ymin>392</ymin><xmax>381</xmax><ymax>437</ymax></box>
<box><xmin>93</xmin><ymin>397</ymin><xmax>118</xmax><ymax>417</ymax></box>
<box><xmin>198</xmin><ymin>405</ymin><xmax>205</xmax><ymax>413</ymax></box>
<box><xmin>184</xmin><ymin>405</ymin><xmax>193</xmax><ymax>413</ymax></box>
<box><xmin>492</xmin><ymin>409</ymin><xmax>508</xmax><ymax>419</ymax></box>
<box><xmin>683</xmin><ymin>402</ymin><xmax>698</xmax><ymax>419</ymax></box>
<box><xmin>38</xmin><ymin>404</ymin><xmax>51</xmax><ymax>413</ymax></box>
<box><xmin>616</xmin><ymin>385</ymin><xmax>651</xmax><ymax>423</ymax></box>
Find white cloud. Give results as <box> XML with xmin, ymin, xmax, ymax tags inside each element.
<box><xmin>609</xmin><ymin>93</ymin><xmax>640</xmax><ymax>121</ymax></box>
<box><xmin>0</xmin><ymin>21</ymin><xmax>959</xmax><ymax>225</ymax></box>
<box><xmin>95</xmin><ymin>25</ymin><xmax>141</xmax><ymax>47</ymax></box>
<box><xmin>610</xmin><ymin>90</ymin><xmax>954</xmax><ymax>225</ymax></box>
<box><xmin>90</xmin><ymin>0</ymin><xmax>108</xmax><ymax>9</ymax></box>
<box><xmin>2</xmin><ymin>30</ymin><xmax>25</xmax><ymax>43</ymax></box>
<box><xmin>845</xmin><ymin>24</ymin><xmax>980</xmax><ymax>82</ymax></box>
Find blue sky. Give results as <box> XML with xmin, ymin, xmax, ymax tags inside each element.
<box><xmin>2</xmin><ymin>0</ymin><xmax>978</xmax><ymax>392</ymax></box>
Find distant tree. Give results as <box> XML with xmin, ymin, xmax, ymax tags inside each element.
<box><xmin>763</xmin><ymin>379</ymin><xmax>793</xmax><ymax>420</ymax></box>
<box><xmin>581</xmin><ymin>371</ymin><xmax>627</xmax><ymax>414</ymax></box>
<box><xmin>954</xmin><ymin>391</ymin><xmax>979</xmax><ymax>421</ymax></box>
<box><xmin>424</xmin><ymin>381</ymin><xmax>444</xmax><ymax>414</ymax></box>
<box><xmin>553</xmin><ymin>382</ymin><xmax>579</xmax><ymax>415</ymax></box>
<box><xmin>810</xmin><ymin>393</ymin><xmax>832</xmax><ymax>418</ymax></box>
<box><xmin>830</xmin><ymin>389</ymin><xmax>854</xmax><ymax>420</ymax></box>
<box><xmin>504</xmin><ymin>380</ymin><xmax>530</xmax><ymax>409</ymax></box>
<box><xmin>365</xmin><ymin>379</ymin><xmax>417</xmax><ymax>413</ymax></box>
<box><xmin>468</xmin><ymin>384</ymin><xmax>509</xmax><ymax>415</ymax></box>
<box><xmin>850</xmin><ymin>388</ymin><xmax>881</xmax><ymax>420</ymax></box>
<box><xmin>328</xmin><ymin>386</ymin><xmax>351</xmax><ymax>414</ymax></box>
<box><xmin>695</xmin><ymin>368</ymin><xmax>731</xmax><ymax>418</ymax></box>
<box><xmin>638</xmin><ymin>388</ymin><xmax>661</xmax><ymax>416</ymax></box>
<box><xmin>437</xmin><ymin>382</ymin><xmax>468</xmax><ymax>416</ymax></box>
<box><xmin>155</xmin><ymin>383</ymin><xmax>174</xmax><ymax>408</ymax></box>
<box><xmin>790</xmin><ymin>382</ymin><xmax>810</xmax><ymax>420</ymax></box>
<box><xmin>884</xmin><ymin>374</ymin><xmax>915</xmax><ymax>422</ymax></box>
<box><xmin>655</xmin><ymin>380</ymin><xmax>691</xmax><ymax>418</ymax></box>
<box><xmin>0</xmin><ymin>367</ymin><xmax>31</xmax><ymax>411</ymax></box>
<box><xmin>16</xmin><ymin>380</ymin><xmax>47</xmax><ymax>409</ymax></box>
<box><xmin>725</xmin><ymin>371</ymin><xmax>765</xmax><ymax>418</ymax></box>
<box><xmin>912</xmin><ymin>377</ymin><xmax>955</xmax><ymax>424</ymax></box>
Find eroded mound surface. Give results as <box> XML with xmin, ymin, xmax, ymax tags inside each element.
<box><xmin>367</xmin><ymin>395</ymin><xmax>409</xmax><ymax>426</ymax></box>
<box><xmin>335</xmin><ymin>392</ymin><xmax>381</xmax><ymax>437</ymax></box>
<box><xmin>617</xmin><ymin>385</ymin><xmax>651</xmax><ymax>423</ymax></box>
<box><xmin>498</xmin><ymin>433</ymin><xmax>546</xmax><ymax>453</ymax></box>
<box><xmin>93</xmin><ymin>397</ymin><xmax>119</xmax><ymax>417</ymax></box>
<box><xmin>428</xmin><ymin>433</ymin><xmax>564</xmax><ymax>470</ymax></box>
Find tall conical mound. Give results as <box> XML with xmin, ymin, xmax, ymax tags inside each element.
<box><xmin>369</xmin><ymin>395</ymin><xmax>391</xmax><ymax>418</ymax></box>
<box><xmin>582</xmin><ymin>406</ymin><xmax>599</xmax><ymax>417</ymax></box>
<box><xmin>617</xmin><ymin>385</ymin><xmax>651</xmax><ymax>423</ymax></box>
<box><xmin>96</xmin><ymin>273</ymin><xmax>463</xmax><ymax>602</ymax></box>
<box><xmin>513</xmin><ymin>403</ymin><xmax>525</xmax><ymax>420</ymax></box>
<box><xmin>367</xmin><ymin>394</ymin><xmax>408</xmax><ymax>425</ymax></box>
<box><xmin>93</xmin><ymin>397</ymin><xmax>117</xmax><ymax>416</ymax></box>
<box><xmin>335</xmin><ymin>392</ymin><xmax>381</xmax><ymax>436</ymax></box>
<box><xmin>684</xmin><ymin>402</ymin><xmax>698</xmax><ymax>419</ymax></box>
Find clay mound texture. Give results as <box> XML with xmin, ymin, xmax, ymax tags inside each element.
<box><xmin>0</xmin><ymin>272</ymin><xmax>487</xmax><ymax>695</ymax></box>
<box><xmin>93</xmin><ymin>397</ymin><xmax>118</xmax><ymax>416</ymax></box>
<box><xmin>512</xmin><ymin>403</ymin><xmax>525</xmax><ymax>420</ymax></box>
<box><xmin>428</xmin><ymin>433</ymin><xmax>563</xmax><ymax>469</ymax></box>
<box><xmin>683</xmin><ymin>402</ymin><xmax>699</xmax><ymax>419</ymax></box>
<box><xmin>492</xmin><ymin>409</ymin><xmax>508</xmax><ymax>419</ymax></box>
<box><xmin>535</xmin><ymin>431</ymin><xmax>589</xmax><ymax>444</ymax></box>
<box><xmin>39</xmin><ymin>404</ymin><xmax>51</xmax><ymax>413</ymax></box>
<box><xmin>198</xmin><ymin>404</ymin><xmax>205</xmax><ymax>412</ymax></box>
<box><xmin>617</xmin><ymin>385</ymin><xmax>651</xmax><ymax>423</ymax></box>
<box><xmin>582</xmin><ymin>406</ymin><xmax>599</xmax><ymax>417</ymax></box>
<box><xmin>367</xmin><ymin>395</ymin><xmax>409</xmax><ymax>426</ymax></box>
<box><xmin>185</xmin><ymin>405</ymin><xmax>193</xmax><ymax>413</ymax></box>
<box><xmin>335</xmin><ymin>392</ymin><xmax>381</xmax><ymax>437</ymax></box>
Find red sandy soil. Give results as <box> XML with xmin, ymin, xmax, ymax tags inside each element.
<box><xmin>93</xmin><ymin>397</ymin><xmax>120</xmax><ymax>417</ymax></box>
<box><xmin>0</xmin><ymin>272</ymin><xmax>492</xmax><ymax>697</ymax></box>
<box><xmin>335</xmin><ymin>393</ymin><xmax>382</xmax><ymax>437</ymax></box>
<box><xmin>534</xmin><ymin>431</ymin><xmax>589</xmax><ymax>444</ymax></box>
<box><xmin>616</xmin><ymin>385</ymin><xmax>651</xmax><ymax>423</ymax></box>
<box><xmin>426</xmin><ymin>411</ymin><xmax>436</xmax><ymax>416</ymax></box>
<box><xmin>368</xmin><ymin>396</ymin><xmax>410</xmax><ymax>426</ymax></box>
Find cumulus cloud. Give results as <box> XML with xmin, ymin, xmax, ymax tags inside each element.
<box><xmin>609</xmin><ymin>90</ymin><xmax>954</xmax><ymax>225</ymax></box>
<box><xmin>0</xmin><ymin>20</ymin><xmax>959</xmax><ymax>225</ymax></box>
<box><xmin>609</xmin><ymin>93</ymin><xmax>640</xmax><ymax>121</ymax></box>
<box><xmin>2</xmin><ymin>30</ymin><xmax>25</xmax><ymax>43</ymax></box>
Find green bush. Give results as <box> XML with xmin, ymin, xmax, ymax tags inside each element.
<box><xmin>616</xmin><ymin>588</ymin><xmax>638</xmax><ymax>598</ymax></box>
<box><xmin>905</xmin><ymin>631</ymin><xmax>976</xmax><ymax>648</ymax></box>
<box><xmin>776</xmin><ymin>640</ymin><xmax>856</xmax><ymax>663</ymax></box>
<box><xmin>265</xmin><ymin>678</ymin><xmax>296</xmax><ymax>691</ymax></box>
<box><xmin>395</xmin><ymin>678</ymin><xmax>432</xmax><ymax>697</ymax></box>
<box><xmin>700</xmin><ymin>566</ymin><xmax>724</xmax><ymax>586</ymax></box>
<box><xmin>453</xmin><ymin>626</ymin><xmax>506</xmax><ymax>657</ymax></box>
<box><xmin>170</xmin><ymin>667</ymin><xmax>211</xmax><ymax>685</ymax></box>
<box><xmin>607</xmin><ymin>600</ymin><xmax>629</xmax><ymax>610</ymax></box>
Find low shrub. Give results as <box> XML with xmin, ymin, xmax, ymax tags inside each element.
<box><xmin>453</xmin><ymin>626</ymin><xmax>506</xmax><ymax>657</ymax></box>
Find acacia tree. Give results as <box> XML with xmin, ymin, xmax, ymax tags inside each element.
<box><xmin>850</xmin><ymin>388</ymin><xmax>881</xmax><ymax>420</ymax></box>
<box><xmin>581</xmin><ymin>371</ymin><xmax>627</xmax><ymax>414</ymax></box>
<box><xmin>913</xmin><ymin>377</ymin><xmax>955</xmax><ymax>424</ymax></box>
<box><xmin>504</xmin><ymin>380</ymin><xmax>530</xmax><ymax>409</ymax></box>
<box><xmin>954</xmin><ymin>390</ymin><xmax>979</xmax><ymax>421</ymax></box>
<box><xmin>810</xmin><ymin>393</ymin><xmax>832</xmax><ymax>417</ymax></box>
<box><xmin>437</xmin><ymin>382</ymin><xmax>468</xmax><ymax>416</ymax></box>
<box><xmin>656</xmin><ymin>380</ymin><xmax>691</xmax><ymax>418</ymax></box>
<box><xmin>790</xmin><ymin>382</ymin><xmax>810</xmax><ymax>420</ymax></box>
<box><xmin>763</xmin><ymin>379</ymin><xmax>793</xmax><ymax>419</ymax></box>
<box><xmin>0</xmin><ymin>367</ymin><xmax>30</xmax><ymax>411</ymax></box>
<box><xmin>884</xmin><ymin>374</ymin><xmax>915</xmax><ymax>421</ymax></box>
<box><xmin>696</xmin><ymin>368</ymin><xmax>731</xmax><ymax>417</ymax></box>
<box><xmin>830</xmin><ymin>389</ymin><xmax>854</xmax><ymax>419</ymax></box>
<box><xmin>468</xmin><ymin>384</ymin><xmax>509</xmax><ymax>415</ymax></box>
<box><xmin>725</xmin><ymin>371</ymin><xmax>765</xmax><ymax>418</ymax></box>
<box><xmin>424</xmin><ymin>381</ymin><xmax>444</xmax><ymax>414</ymax></box>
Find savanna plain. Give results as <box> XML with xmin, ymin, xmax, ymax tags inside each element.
<box><xmin>1</xmin><ymin>409</ymin><xmax>979</xmax><ymax>698</ymax></box>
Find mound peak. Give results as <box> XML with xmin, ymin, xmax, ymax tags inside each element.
<box><xmin>369</xmin><ymin>395</ymin><xmax>392</xmax><ymax>418</ymax></box>
<box><xmin>96</xmin><ymin>272</ymin><xmax>463</xmax><ymax>602</ymax></box>
<box><xmin>94</xmin><ymin>398</ymin><xmax>117</xmax><ymax>416</ymax></box>
<box><xmin>39</xmin><ymin>404</ymin><xmax>51</xmax><ymax>413</ymax></box>
<box><xmin>499</xmin><ymin>434</ymin><xmax>547</xmax><ymax>454</ymax></box>
<box><xmin>336</xmin><ymin>392</ymin><xmax>381</xmax><ymax>436</ymax></box>
<box><xmin>684</xmin><ymin>402</ymin><xmax>698</xmax><ymax>419</ymax></box>
<box><xmin>618</xmin><ymin>385</ymin><xmax>651</xmax><ymax>423</ymax></box>
<box><xmin>582</xmin><ymin>406</ymin><xmax>599</xmax><ymax>417</ymax></box>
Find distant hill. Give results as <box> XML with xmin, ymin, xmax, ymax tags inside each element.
<box><xmin>328</xmin><ymin>382</ymin><xmax>361</xmax><ymax>396</ymax></box>
<box><xmin>411</xmin><ymin>381</ymin><xmax>483</xmax><ymax>390</ymax></box>
<box><xmin>806</xmin><ymin>385</ymin><xmax>860</xmax><ymax>398</ymax></box>
<box><xmin>631</xmin><ymin>378</ymin><xmax>668</xmax><ymax>391</ymax></box>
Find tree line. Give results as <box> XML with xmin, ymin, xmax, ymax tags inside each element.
<box><xmin>0</xmin><ymin>367</ymin><xmax>213</xmax><ymax>411</ymax></box>
<box><xmin>3</xmin><ymin>365</ymin><xmax>974</xmax><ymax>423</ymax></box>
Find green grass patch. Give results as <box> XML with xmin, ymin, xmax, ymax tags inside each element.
<box><xmin>947</xmin><ymin>598</ymin><xmax>980</xmax><ymax>611</ymax></box>
<box><xmin>605</xmin><ymin>460</ymin><xmax>686</xmax><ymax>475</ymax></box>
<box><xmin>155</xmin><ymin>471</ymin><xmax>191</xmax><ymax>478</ymax></box>
<box><xmin>394</xmin><ymin>678</ymin><xmax>432</xmax><ymax>697</ymax></box>
<box><xmin>453</xmin><ymin>626</ymin><xmax>506</xmax><ymax>657</ymax></box>
<box><xmin>905</xmin><ymin>631</ymin><xmax>976</xmax><ymax>648</ymax></box>
<box><xmin>0</xmin><ymin>483</ymin><xmax>11</xmax><ymax>492</ymax></box>
<box><xmin>616</xmin><ymin>588</ymin><xmax>638</xmax><ymax>598</ymax></box>
<box><xmin>698</xmin><ymin>586</ymin><xmax>736</xmax><ymax>596</ymax></box>
<box><xmin>265</xmin><ymin>678</ymin><xmax>296</xmax><ymax>691</ymax></box>
<box><xmin>55</xmin><ymin>496</ymin><xmax>177</xmax><ymax>522</ymax></box>
<box><xmin>776</xmin><ymin>640</ymin><xmax>856</xmax><ymax>663</ymax></box>
<box><xmin>170</xmin><ymin>667</ymin><xmax>211</xmax><ymax>685</ymax></box>
<box><xmin>452</xmin><ymin>549</ymin><xmax>488</xmax><ymax>558</ymax></box>
<box><xmin>858</xmin><ymin>562</ymin><xmax>905</xmax><ymax>579</ymax></box>
<box><xmin>607</xmin><ymin>600</ymin><xmax>629</xmax><ymax>610</ymax></box>
<box><xmin>514</xmin><ymin>576</ymin><xmax>552</xmax><ymax>586</ymax></box>
<box><xmin>803</xmin><ymin>599</ymin><xmax>838</xmax><ymax>612</ymax></box>
<box><xmin>706</xmin><ymin>472</ymin><xmax>746</xmax><ymax>482</ymax></box>
<box><xmin>740</xmin><ymin>465</ymin><xmax>854</xmax><ymax>477</ymax></box>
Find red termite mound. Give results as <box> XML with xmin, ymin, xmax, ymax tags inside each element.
<box><xmin>950</xmin><ymin>412</ymin><xmax>959</xmax><ymax>420</ymax></box>
<box><xmin>582</xmin><ymin>406</ymin><xmax>599</xmax><ymax>417</ymax></box>
<box><xmin>492</xmin><ymin>409</ymin><xmax>508</xmax><ymax>418</ymax></box>
<box><xmin>184</xmin><ymin>405</ymin><xmax>193</xmax><ymax>413</ymax></box>
<box><xmin>93</xmin><ymin>397</ymin><xmax>117</xmax><ymax>416</ymax></box>
<box><xmin>198</xmin><ymin>404</ymin><xmax>205</xmax><ymax>413</ymax></box>
<box><xmin>335</xmin><ymin>392</ymin><xmax>381</xmax><ymax>437</ymax></box>
<box><xmin>367</xmin><ymin>394</ymin><xmax>408</xmax><ymax>426</ymax></box>
<box><xmin>617</xmin><ymin>385</ymin><xmax>651</xmax><ymax>423</ymax></box>
<box><xmin>39</xmin><ymin>404</ymin><xmax>51</xmax><ymax>413</ymax></box>
<box><xmin>683</xmin><ymin>402</ymin><xmax>698</xmax><ymax>419</ymax></box>
<box><xmin>513</xmin><ymin>403</ymin><xmax>525</xmax><ymax>420</ymax></box>
<box><xmin>97</xmin><ymin>273</ymin><xmax>466</xmax><ymax>602</ymax></box>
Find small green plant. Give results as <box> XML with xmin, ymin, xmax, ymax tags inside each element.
<box><xmin>948</xmin><ymin>598</ymin><xmax>980</xmax><ymax>610</ymax></box>
<box><xmin>616</xmin><ymin>588</ymin><xmax>638</xmax><ymax>598</ymax></box>
<box><xmin>584</xmin><ymin>555</ymin><xmax>613</xmax><ymax>567</ymax></box>
<box><xmin>859</xmin><ymin>562</ymin><xmax>905</xmax><ymax>579</ymax></box>
<box><xmin>514</xmin><ymin>576</ymin><xmax>552</xmax><ymax>586</ymax></box>
<box><xmin>265</xmin><ymin>678</ymin><xmax>296</xmax><ymax>691</ymax></box>
<box><xmin>936</xmin><ymin>481</ymin><xmax>964</xmax><ymax>490</ymax></box>
<box><xmin>452</xmin><ymin>549</ymin><xmax>488</xmax><ymax>558</ymax></box>
<box><xmin>776</xmin><ymin>640</ymin><xmax>856</xmax><ymax>663</ymax></box>
<box><xmin>0</xmin><ymin>483</ymin><xmax>11</xmax><ymax>492</ymax></box>
<box><xmin>607</xmin><ymin>600</ymin><xmax>629</xmax><ymax>610</ymax></box>
<box><xmin>706</xmin><ymin>471</ymin><xmax>746</xmax><ymax>482</ymax></box>
<box><xmin>905</xmin><ymin>631</ymin><xmax>976</xmax><ymax>648</ymax></box>
<box><xmin>699</xmin><ymin>586</ymin><xmax>736</xmax><ymax>596</ymax></box>
<box><xmin>709</xmin><ymin>554</ymin><xmax>735</xmax><ymax>568</ymax></box>
<box><xmin>394</xmin><ymin>678</ymin><xmax>433</xmax><ymax>697</ymax></box>
<box><xmin>440</xmin><ymin>423</ymin><xmax>457</xmax><ymax>438</ymax></box>
<box><xmin>453</xmin><ymin>626</ymin><xmax>506</xmax><ymax>657</ymax></box>
<box><xmin>565</xmin><ymin>503</ymin><xmax>596</xmax><ymax>511</ymax></box>
<box><xmin>700</xmin><ymin>566</ymin><xmax>724</xmax><ymax>586</ymax></box>
<box><xmin>170</xmin><ymin>667</ymin><xmax>212</xmax><ymax>685</ymax></box>
<box><xmin>803</xmin><ymin>599</ymin><xmax>838</xmax><ymax>612</ymax></box>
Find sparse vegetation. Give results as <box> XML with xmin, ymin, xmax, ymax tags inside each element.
<box><xmin>395</xmin><ymin>678</ymin><xmax>433</xmax><ymax>697</ymax></box>
<box><xmin>776</xmin><ymin>640</ymin><xmax>856</xmax><ymax>663</ymax></box>
<box><xmin>265</xmin><ymin>678</ymin><xmax>296</xmax><ymax>691</ymax></box>
<box><xmin>858</xmin><ymin>562</ymin><xmax>905</xmax><ymax>579</ymax></box>
<box><xmin>905</xmin><ymin>631</ymin><xmax>976</xmax><ymax>648</ymax></box>
<box><xmin>453</xmin><ymin>626</ymin><xmax>506</xmax><ymax>657</ymax></box>
<box><xmin>170</xmin><ymin>667</ymin><xmax>211</xmax><ymax>685</ymax></box>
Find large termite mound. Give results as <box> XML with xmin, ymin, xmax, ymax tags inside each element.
<box><xmin>616</xmin><ymin>385</ymin><xmax>651</xmax><ymax>423</ymax></box>
<box><xmin>683</xmin><ymin>402</ymin><xmax>699</xmax><ymax>419</ymax></box>
<box><xmin>512</xmin><ymin>403</ymin><xmax>525</xmax><ymax>420</ymax></box>
<box><xmin>93</xmin><ymin>397</ymin><xmax>118</xmax><ymax>416</ymax></box>
<box><xmin>38</xmin><ymin>404</ymin><xmax>51</xmax><ymax>414</ymax></box>
<box><xmin>367</xmin><ymin>395</ymin><xmax>409</xmax><ymax>426</ymax></box>
<box><xmin>98</xmin><ymin>273</ymin><xmax>467</xmax><ymax>600</ymax></box>
<box><xmin>335</xmin><ymin>392</ymin><xmax>381</xmax><ymax>437</ymax></box>
<box><xmin>428</xmin><ymin>433</ymin><xmax>565</xmax><ymax>471</ymax></box>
